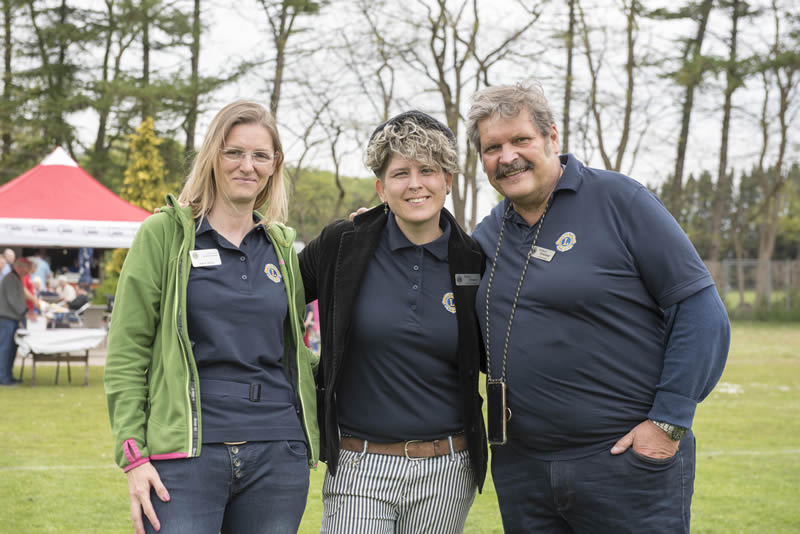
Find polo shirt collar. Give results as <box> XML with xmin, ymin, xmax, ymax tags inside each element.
<box><xmin>555</xmin><ymin>153</ymin><xmax>584</xmax><ymax>193</ymax></box>
<box><xmin>194</xmin><ymin>214</ymin><xmax>265</xmax><ymax>236</ymax></box>
<box><xmin>386</xmin><ymin>211</ymin><xmax>450</xmax><ymax>261</ymax></box>
<box><xmin>195</xmin><ymin>216</ymin><xmax>214</xmax><ymax>236</ymax></box>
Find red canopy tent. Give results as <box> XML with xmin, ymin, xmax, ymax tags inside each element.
<box><xmin>0</xmin><ymin>147</ymin><xmax>150</xmax><ymax>248</ymax></box>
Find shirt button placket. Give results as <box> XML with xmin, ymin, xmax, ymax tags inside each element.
<box><xmin>411</xmin><ymin>252</ymin><xmax>422</xmax><ymax>314</ymax></box>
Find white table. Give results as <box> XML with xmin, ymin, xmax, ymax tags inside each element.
<box><xmin>15</xmin><ymin>328</ymin><xmax>107</xmax><ymax>386</ymax></box>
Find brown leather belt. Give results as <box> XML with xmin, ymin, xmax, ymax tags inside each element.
<box><xmin>339</xmin><ymin>434</ymin><xmax>468</xmax><ymax>460</ymax></box>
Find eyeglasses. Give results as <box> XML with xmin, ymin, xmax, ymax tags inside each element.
<box><xmin>221</xmin><ymin>147</ymin><xmax>277</xmax><ymax>165</ymax></box>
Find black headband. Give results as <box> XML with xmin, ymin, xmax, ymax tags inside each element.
<box><xmin>368</xmin><ymin>110</ymin><xmax>456</xmax><ymax>146</ymax></box>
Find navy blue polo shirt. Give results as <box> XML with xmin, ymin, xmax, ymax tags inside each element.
<box><xmin>337</xmin><ymin>213</ymin><xmax>463</xmax><ymax>442</ymax></box>
<box><xmin>186</xmin><ymin>216</ymin><xmax>305</xmax><ymax>444</ymax></box>
<box><xmin>473</xmin><ymin>155</ymin><xmax>713</xmax><ymax>460</ymax></box>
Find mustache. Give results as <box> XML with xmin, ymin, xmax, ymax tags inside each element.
<box><xmin>496</xmin><ymin>160</ymin><xmax>534</xmax><ymax>178</ymax></box>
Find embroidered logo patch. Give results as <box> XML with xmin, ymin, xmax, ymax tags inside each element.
<box><xmin>555</xmin><ymin>232</ymin><xmax>577</xmax><ymax>252</ymax></box>
<box><xmin>264</xmin><ymin>263</ymin><xmax>282</xmax><ymax>283</ymax></box>
<box><xmin>442</xmin><ymin>292</ymin><xmax>456</xmax><ymax>314</ymax></box>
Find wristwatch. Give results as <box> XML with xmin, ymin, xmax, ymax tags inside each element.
<box><xmin>650</xmin><ymin>420</ymin><xmax>687</xmax><ymax>441</ymax></box>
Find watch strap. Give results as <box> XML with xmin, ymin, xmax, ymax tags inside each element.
<box><xmin>650</xmin><ymin>419</ymin><xmax>687</xmax><ymax>441</ymax></box>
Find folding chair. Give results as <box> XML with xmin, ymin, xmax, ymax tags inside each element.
<box><xmin>65</xmin><ymin>300</ymin><xmax>92</xmax><ymax>327</ymax></box>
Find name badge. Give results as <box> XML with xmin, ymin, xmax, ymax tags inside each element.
<box><xmin>530</xmin><ymin>246</ymin><xmax>555</xmax><ymax>262</ymax></box>
<box><xmin>190</xmin><ymin>249</ymin><xmax>222</xmax><ymax>267</ymax></box>
<box><xmin>455</xmin><ymin>273</ymin><xmax>480</xmax><ymax>286</ymax></box>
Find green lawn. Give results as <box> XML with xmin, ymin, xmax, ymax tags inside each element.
<box><xmin>1</xmin><ymin>322</ymin><xmax>797</xmax><ymax>533</ymax></box>
<box><xmin>724</xmin><ymin>289</ymin><xmax>791</xmax><ymax>307</ymax></box>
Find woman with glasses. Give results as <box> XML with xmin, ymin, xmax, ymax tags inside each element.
<box><xmin>299</xmin><ymin>111</ymin><xmax>487</xmax><ymax>533</ymax></box>
<box><xmin>105</xmin><ymin>100</ymin><xmax>319</xmax><ymax>534</ymax></box>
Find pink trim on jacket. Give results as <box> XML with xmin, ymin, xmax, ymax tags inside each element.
<box><xmin>123</xmin><ymin>457</ymin><xmax>150</xmax><ymax>473</ymax></box>
<box><xmin>122</xmin><ymin>439</ymin><xmax>142</xmax><ymax>464</ymax></box>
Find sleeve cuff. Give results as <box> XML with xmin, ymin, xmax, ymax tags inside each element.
<box><xmin>648</xmin><ymin>389</ymin><xmax>698</xmax><ymax>429</ymax></box>
<box><xmin>120</xmin><ymin>438</ymin><xmax>150</xmax><ymax>472</ymax></box>
<box><xmin>123</xmin><ymin>457</ymin><xmax>151</xmax><ymax>472</ymax></box>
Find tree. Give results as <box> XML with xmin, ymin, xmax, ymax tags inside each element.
<box><xmin>651</xmin><ymin>0</ymin><xmax>714</xmax><ymax>216</ymax></box>
<box><xmin>708</xmin><ymin>0</ymin><xmax>751</xmax><ymax>266</ymax></box>
<box><xmin>258</xmin><ymin>0</ymin><xmax>324</xmax><ymax>120</ymax></box>
<box><xmin>84</xmin><ymin>0</ymin><xmax>140</xmax><ymax>186</ymax></box>
<box><xmin>730</xmin><ymin>165</ymin><xmax>761</xmax><ymax>308</ymax></box>
<box><xmin>578</xmin><ymin>0</ymin><xmax>651</xmax><ymax>173</ymax></box>
<box><xmin>752</xmin><ymin>0</ymin><xmax>799</xmax><ymax>306</ymax></box>
<box><xmin>561</xmin><ymin>0</ymin><xmax>577</xmax><ymax>154</ymax></box>
<box><xmin>106</xmin><ymin>116</ymin><xmax>169</xmax><ymax>278</ymax></box>
<box><xmin>340</xmin><ymin>0</ymin><xmax>406</xmax><ymax>123</ymax></box>
<box><xmin>0</xmin><ymin>0</ymin><xmax>19</xmax><ymax>161</ymax></box>
<box><xmin>775</xmin><ymin>164</ymin><xmax>800</xmax><ymax>259</ymax></box>
<box><xmin>184</xmin><ymin>0</ymin><xmax>200</xmax><ymax>157</ymax></box>
<box><xmin>378</xmin><ymin>0</ymin><xmax>543</xmax><ymax>229</ymax></box>
<box><xmin>288</xmin><ymin>167</ymin><xmax>377</xmax><ymax>243</ymax></box>
<box><xmin>121</xmin><ymin>116</ymin><xmax>169</xmax><ymax>212</ymax></box>
<box><xmin>20</xmin><ymin>0</ymin><xmax>94</xmax><ymax>156</ymax></box>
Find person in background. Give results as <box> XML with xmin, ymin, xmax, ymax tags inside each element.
<box><xmin>20</xmin><ymin>265</ymin><xmax>37</xmax><ymax>326</ymax></box>
<box><xmin>30</xmin><ymin>276</ymin><xmax>49</xmax><ymax>316</ymax></box>
<box><xmin>0</xmin><ymin>248</ymin><xmax>15</xmax><ymax>278</ymax></box>
<box><xmin>105</xmin><ymin>100</ymin><xmax>318</xmax><ymax>534</ymax></box>
<box><xmin>55</xmin><ymin>275</ymin><xmax>77</xmax><ymax>306</ymax></box>
<box><xmin>300</xmin><ymin>111</ymin><xmax>487</xmax><ymax>534</ymax></box>
<box><xmin>302</xmin><ymin>303</ymin><xmax>314</xmax><ymax>348</ymax></box>
<box><xmin>0</xmin><ymin>257</ymin><xmax>33</xmax><ymax>385</ymax></box>
<box><xmin>307</xmin><ymin>300</ymin><xmax>320</xmax><ymax>354</ymax></box>
<box><xmin>467</xmin><ymin>82</ymin><xmax>730</xmax><ymax>533</ymax></box>
<box><xmin>0</xmin><ymin>256</ymin><xmax>6</xmax><ymax>278</ymax></box>
<box><xmin>66</xmin><ymin>286</ymin><xmax>90</xmax><ymax>313</ymax></box>
<box><xmin>78</xmin><ymin>247</ymin><xmax>93</xmax><ymax>287</ymax></box>
<box><xmin>31</xmin><ymin>249</ymin><xmax>52</xmax><ymax>287</ymax></box>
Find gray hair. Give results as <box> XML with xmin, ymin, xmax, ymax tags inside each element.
<box><xmin>467</xmin><ymin>82</ymin><xmax>554</xmax><ymax>153</ymax></box>
<box><xmin>365</xmin><ymin>118</ymin><xmax>459</xmax><ymax>179</ymax></box>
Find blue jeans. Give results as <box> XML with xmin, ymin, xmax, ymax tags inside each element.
<box><xmin>146</xmin><ymin>441</ymin><xmax>310</xmax><ymax>534</ymax></box>
<box><xmin>491</xmin><ymin>432</ymin><xmax>696</xmax><ymax>533</ymax></box>
<box><xmin>0</xmin><ymin>317</ymin><xmax>19</xmax><ymax>383</ymax></box>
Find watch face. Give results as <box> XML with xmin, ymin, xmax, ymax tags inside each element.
<box><xmin>672</xmin><ymin>428</ymin><xmax>687</xmax><ymax>440</ymax></box>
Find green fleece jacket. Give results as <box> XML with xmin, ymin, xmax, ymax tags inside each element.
<box><xmin>105</xmin><ymin>195</ymin><xmax>319</xmax><ymax>471</ymax></box>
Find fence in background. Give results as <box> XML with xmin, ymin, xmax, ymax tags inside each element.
<box><xmin>705</xmin><ymin>259</ymin><xmax>800</xmax><ymax>313</ymax></box>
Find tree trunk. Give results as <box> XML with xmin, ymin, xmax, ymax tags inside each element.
<box><xmin>669</xmin><ymin>0</ymin><xmax>713</xmax><ymax>216</ymax></box>
<box><xmin>753</xmin><ymin>1</ymin><xmax>796</xmax><ymax>305</ymax></box>
<box><xmin>141</xmin><ymin>1</ymin><xmax>150</xmax><ymax>121</ymax></box>
<box><xmin>562</xmin><ymin>0</ymin><xmax>576</xmax><ymax>154</ymax></box>
<box><xmin>709</xmin><ymin>0</ymin><xmax>739</xmax><ymax>262</ymax></box>
<box><xmin>1</xmin><ymin>0</ymin><xmax>12</xmax><ymax>157</ymax></box>
<box><xmin>733</xmin><ymin>229</ymin><xmax>746</xmax><ymax>307</ymax></box>
<box><xmin>185</xmin><ymin>0</ymin><xmax>201</xmax><ymax>158</ymax></box>
<box><xmin>613</xmin><ymin>0</ymin><xmax>636</xmax><ymax>172</ymax></box>
<box><xmin>756</xmin><ymin>195</ymin><xmax>781</xmax><ymax>307</ymax></box>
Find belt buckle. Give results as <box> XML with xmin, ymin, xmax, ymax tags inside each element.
<box><xmin>403</xmin><ymin>440</ymin><xmax>425</xmax><ymax>461</ymax></box>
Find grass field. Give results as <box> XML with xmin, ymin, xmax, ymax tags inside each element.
<box><xmin>1</xmin><ymin>322</ymin><xmax>798</xmax><ymax>533</ymax></box>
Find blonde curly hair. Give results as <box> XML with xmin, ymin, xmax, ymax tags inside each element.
<box><xmin>365</xmin><ymin>111</ymin><xmax>459</xmax><ymax>179</ymax></box>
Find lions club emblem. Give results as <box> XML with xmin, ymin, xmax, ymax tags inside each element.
<box><xmin>555</xmin><ymin>232</ymin><xmax>576</xmax><ymax>252</ymax></box>
<box><xmin>442</xmin><ymin>292</ymin><xmax>456</xmax><ymax>314</ymax></box>
<box><xmin>264</xmin><ymin>263</ymin><xmax>282</xmax><ymax>283</ymax></box>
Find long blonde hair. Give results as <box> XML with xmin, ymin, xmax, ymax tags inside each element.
<box><xmin>178</xmin><ymin>100</ymin><xmax>287</xmax><ymax>223</ymax></box>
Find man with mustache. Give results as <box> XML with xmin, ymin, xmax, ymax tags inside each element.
<box><xmin>467</xmin><ymin>83</ymin><xmax>730</xmax><ymax>533</ymax></box>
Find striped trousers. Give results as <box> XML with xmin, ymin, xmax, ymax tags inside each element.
<box><xmin>320</xmin><ymin>448</ymin><xmax>477</xmax><ymax>534</ymax></box>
